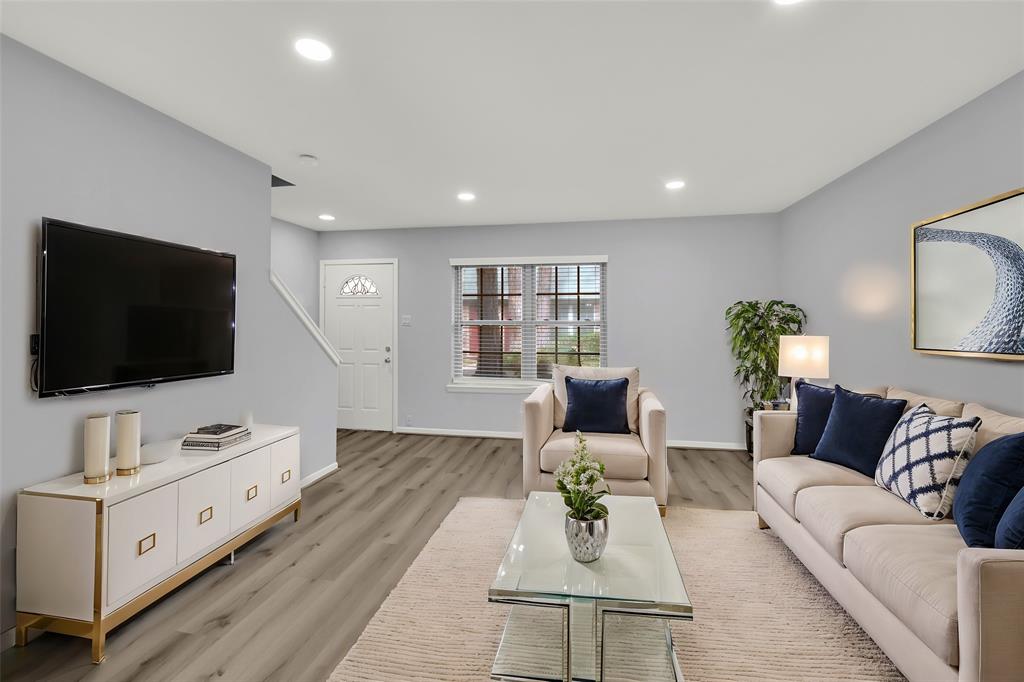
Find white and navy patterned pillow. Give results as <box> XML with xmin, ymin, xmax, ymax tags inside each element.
<box><xmin>874</xmin><ymin>403</ymin><xmax>982</xmax><ymax>519</ymax></box>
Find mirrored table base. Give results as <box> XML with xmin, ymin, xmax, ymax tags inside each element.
<box><xmin>490</xmin><ymin>600</ymin><xmax>686</xmax><ymax>682</ymax></box>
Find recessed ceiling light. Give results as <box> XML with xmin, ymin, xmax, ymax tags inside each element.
<box><xmin>295</xmin><ymin>38</ymin><xmax>332</xmax><ymax>62</ymax></box>
<box><xmin>457</xmin><ymin>192</ymin><xmax>476</xmax><ymax>202</ymax></box>
<box><xmin>773</xmin><ymin>0</ymin><xmax>804</xmax><ymax>5</ymax></box>
<box><xmin>665</xmin><ymin>180</ymin><xmax>686</xmax><ymax>190</ymax></box>
<box><xmin>318</xmin><ymin>214</ymin><xmax>336</xmax><ymax>222</ymax></box>
<box><xmin>298</xmin><ymin>153</ymin><xmax>319</xmax><ymax>167</ymax></box>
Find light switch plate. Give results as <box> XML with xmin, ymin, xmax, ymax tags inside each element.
<box><xmin>401</xmin><ymin>315</ymin><xmax>412</xmax><ymax>327</ymax></box>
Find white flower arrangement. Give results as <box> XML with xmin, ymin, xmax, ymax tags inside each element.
<box><xmin>554</xmin><ymin>431</ymin><xmax>610</xmax><ymax>521</ymax></box>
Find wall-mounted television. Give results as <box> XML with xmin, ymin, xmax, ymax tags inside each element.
<box><xmin>38</xmin><ymin>218</ymin><xmax>236</xmax><ymax>397</ymax></box>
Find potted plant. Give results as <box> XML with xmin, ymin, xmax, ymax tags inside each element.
<box><xmin>554</xmin><ymin>432</ymin><xmax>611</xmax><ymax>563</ymax></box>
<box><xmin>725</xmin><ymin>300</ymin><xmax>807</xmax><ymax>452</ymax></box>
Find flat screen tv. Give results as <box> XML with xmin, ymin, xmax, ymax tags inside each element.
<box><xmin>38</xmin><ymin>218</ymin><xmax>236</xmax><ymax>397</ymax></box>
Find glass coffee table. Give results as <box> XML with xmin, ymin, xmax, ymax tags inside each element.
<box><xmin>489</xmin><ymin>492</ymin><xmax>691</xmax><ymax>682</ymax></box>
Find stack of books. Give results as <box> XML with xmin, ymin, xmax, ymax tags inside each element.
<box><xmin>182</xmin><ymin>423</ymin><xmax>251</xmax><ymax>451</ymax></box>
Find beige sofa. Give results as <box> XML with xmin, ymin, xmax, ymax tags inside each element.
<box><xmin>522</xmin><ymin>372</ymin><xmax>667</xmax><ymax>510</ymax></box>
<box><xmin>753</xmin><ymin>387</ymin><xmax>1024</xmax><ymax>682</ymax></box>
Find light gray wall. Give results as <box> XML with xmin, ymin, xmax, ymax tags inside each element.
<box><xmin>779</xmin><ymin>71</ymin><xmax>1024</xmax><ymax>414</ymax></box>
<box><xmin>0</xmin><ymin>37</ymin><xmax>337</xmax><ymax>630</ymax></box>
<box><xmin>319</xmin><ymin>214</ymin><xmax>782</xmax><ymax>444</ymax></box>
<box><xmin>271</xmin><ymin>218</ymin><xmax>320</xmax><ymax>318</ymax></box>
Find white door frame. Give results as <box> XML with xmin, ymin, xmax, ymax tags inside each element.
<box><xmin>319</xmin><ymin>258</ymin><xmax>399</xmax><ymax>433</ymax></box>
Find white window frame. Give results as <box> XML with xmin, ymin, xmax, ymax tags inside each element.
<box><xmin>448</xmin><ymin>256</ymin><xmax>608</xmax><ymax>394</ymax></box>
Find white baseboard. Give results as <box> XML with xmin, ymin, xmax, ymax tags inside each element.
<box><xmin>395</xmin><ymin>427</ymin><xmax>744</xmax><ymax>451</ymax></box>
<box><xmin>395</xmin><ymin>426</ymin><xmax>521</xmax><ymax>440</ymax></box>
<box><xmin>301</xmin><ymin>462</ymin><xmax>338</xmax><ymax>488</ymax></box>
<box><xmin>668</xmin><ymin>439</ymin><xmax>747</xmax><ymax>451</ymax></box>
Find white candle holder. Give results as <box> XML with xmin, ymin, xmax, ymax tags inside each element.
<box><xmin>115</xmin><ymin>410</ymin><xmax>141</xmax><ymax>476</ymax></box>
<box><xmin>84</xmin><ymin>413</ymin><xmax>112</xmax><ymax>484</ymax></box>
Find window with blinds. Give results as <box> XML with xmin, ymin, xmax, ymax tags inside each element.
<box><xmin>451</xmin><ymin>258</ymin><xmax>607</xmax><ymax>384</ymax></box>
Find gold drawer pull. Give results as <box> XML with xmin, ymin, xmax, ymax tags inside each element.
<box><xmin>281</xmin><ymin>469</ymin><xmax>292</xmax><ymax>484</ymax></box>
<box><xmin>137</xmin><ymin>533</ymin><xmax>156</xmax><ymax>556</ymax></box>
<box><xmin>246</xmin><ymin>484</ymin><xmax>258</xmax><ymax>501</ymax></box>
<box><xmin>199</xmin><ymin>506</ymin><xmax>214</xmax><ymax>525</ymax></box>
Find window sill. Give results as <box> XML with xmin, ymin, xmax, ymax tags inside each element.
<box><xmin>446</xmin><ymin>380</ymin><xmax>546</xmax><ymax>394</ymax></box>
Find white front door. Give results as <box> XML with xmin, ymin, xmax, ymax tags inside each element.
<box><xmin>322</xmin><ymin>261</ymin><xmax>395</xmax><ymax>431</ymax></box>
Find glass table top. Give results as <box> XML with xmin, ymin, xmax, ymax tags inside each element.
<box><xmin>490</xmin><ymin>492</ymin><xmax>691</xmax><ymax>613</ymax></box>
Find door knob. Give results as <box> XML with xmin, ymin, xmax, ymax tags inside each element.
<box><xmin>384</xmin><ymin>357</ymin><xmax>391</xmax><ymax>364</ymax></box>
<box><xmin>385</xmin><ymin>345</ymin><xmax>391</xmax><ymax>352</ymax></box>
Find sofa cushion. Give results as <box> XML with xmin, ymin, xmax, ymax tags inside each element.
<box><xmin>962</xmin><ymin>403</ymin><xmax>1024</xmax><ymax>451</ymax></box>
<box><xmin>757</xmin><ymin>455</ymin><xmax>873</xmax><ymax>517</ymax></box>
<box><xmin>851</xmin><ymin>385</ymin><xmax>889</xmax><ymax>399</ymax></box>
<box><xmin>886</xmin><ymin>387</ymin><xmax>964</xmax><ymax>417</ymax></box>
<box><xmin>813</xmin><ymin>385</ymin><xmax>907</xmax><ymax>476</ymax></box>
<box><xmin>562</xmin><ymin>376</ymin><xmax>630</xmax><ymax>434</ymax></box>
<box><xmin>874</xmin><ymin>404</ymin><xmax>982</xmax><ymax>519</ymax></box>
<box><xmin>996</xmin><ymin>486</ymin><xmax>1024</xmax><ymax>550</ymax></box>
<box><xmin>843</xmin><ymin>524</ymin><xmax>964</xmax><ymax>666</ymax></box>
<box><xmin>791</xmin><ymin>384</ymin><xmax>889</xmax><ymax>456</ymax></box>
<box><xmin>553</xmin><ymin>365</ymin><xmax>639</xmax><ymax>432</ymax></box>
<box><xmin>955</xmin><ymin>433</ymin><xmax>1024</xmax><ymax>547</ymax></box>
<box><xmin>540</xmin><ymin>430</ymin><xmax>647</xmax><ymax>480</ymax></box>
<box><xmin>795</xmin><ymin>485</ymin><xmax>952</xmax><ymax>564</ymax></box>
<box><xmin>791</xmin><ymin>381</ymin><xmax>837</xmax><ymax>455</ymax></box>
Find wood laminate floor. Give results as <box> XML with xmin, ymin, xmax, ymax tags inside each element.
<box><xmin>1</xmin><ymin>430</ymin><xmax>752</xmax><ymax>682</ymax></box>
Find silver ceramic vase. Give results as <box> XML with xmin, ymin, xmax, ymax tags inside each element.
<box><xmin>564</xmin><ymin>514</ymin><xmax>609</xmax><ymax>563</ymax></box>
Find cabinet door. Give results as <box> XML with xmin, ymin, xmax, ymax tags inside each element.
<box><xmin>270</xmin><ymin>435</ymin><xmax>301</xmax><ymax>509</ymax></box>
<box><xmin>230</xmin><ymin>446</ymin><xmax>270</xmax><ymax>532</ymax></box>
<box><xmin>107</xmin><ymin>483</ymin><xmax>179</xmax><ymax>605</ymax></box>
<box><xmin>177</xmin><ymin>463</ymin><xmax>231</xmax><ymax>563</ymax></box>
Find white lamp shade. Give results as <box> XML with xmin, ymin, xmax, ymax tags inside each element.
<box><xmin>778</xmin><ymin>335</ymin><xmax>829</xmax><ymax>379</ymax></box>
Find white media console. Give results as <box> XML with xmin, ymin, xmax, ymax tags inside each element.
<box><xmin>15</xmin><ymin>424</ymin><xmax>301</xmax><ymax>663</ymax></box>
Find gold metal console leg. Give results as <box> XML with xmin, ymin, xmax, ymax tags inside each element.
<box><xmin>15</xmin><ymin>612</ymin><xmax>41</xmax><ymax>646</ymax></box>
<box><xmin>757</xmin><ymin>514</ymin><xmax>769</xmax><ymax>530</ymax></box>
<box><xmin>91</xmin><ymin>630</ymin><xmax>106</xmax><ymax>664</ymax></box>
<box><xmin>658</xmin><ymin>505</ymin><xmax>667</xmax><ymax>518</ymax></box>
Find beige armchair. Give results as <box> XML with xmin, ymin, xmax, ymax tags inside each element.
<box><xmin>522</xmin><ymin>377</ymin><xmax>668</xmax><ymax>512</ymax></box>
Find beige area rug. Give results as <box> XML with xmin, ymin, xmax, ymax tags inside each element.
<box><xmin>329</xmin><ymin>498</ymin><xmax>903</xmax><ymax>682</ymax></box>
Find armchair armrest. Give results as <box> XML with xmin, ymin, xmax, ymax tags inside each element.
<box><xmin>638</xmin><ymin>388</ymin><xmax>667</xmax><ymax>506</ymax></box>
<box><xmin>957</xmin><ymin>547</ymin><xmax>1024</xmax><ymax>682</ymax></box>
<box><xmin>522</xmin><ymin>383</ymin><xmax>554</xmax><ymax>496</ymax></box>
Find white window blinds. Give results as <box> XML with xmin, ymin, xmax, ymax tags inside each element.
<box><xmin>451</xmin><ymin>258</ymin><xmax>607</xmax><ymax>383</ymax></box>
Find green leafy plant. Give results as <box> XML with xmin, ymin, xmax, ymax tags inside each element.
<box><xmin>725</xmin><ymin>300</ymin><xmax>807</xmax><ymax>409</ymax></box>
<box><xmin>554</xmin><ymin>432</ymin><xmax>610</xmax><ymax>521</ymax></box>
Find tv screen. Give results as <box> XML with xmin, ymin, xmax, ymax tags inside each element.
<box><xmin>38</xmin><ymin>218</ymin><xmax>236</xmax><ymax>397</ymax></box>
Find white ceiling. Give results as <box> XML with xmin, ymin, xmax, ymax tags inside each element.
<box><xmin>3</xmin><ymin>1</ymin><xmax>1023</xmax><ymax>231</ymax></box>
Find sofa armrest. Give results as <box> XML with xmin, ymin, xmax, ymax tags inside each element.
<box><xmin>638</xmin><ymin>388</ymin><xmax>667</xmax><ymax>506</ymax></box>
<box><xmin>752</xmin><ymin>410</ymin><xmax>797</xmax><ymax>512</ymax></box>
<box><xmin>957</xmin><ymin>547</ymin><xmax>1024</xmax><ymax>682</ymax></box>
<box><xmin>522</xmin><ymin>383</ymin><xmax>554</xmax><ymax>496</ymax></box>
<box><xmin>752</xmin><ymin>410</ymin><xmax>797</xmax><ymax>465</ymax></box>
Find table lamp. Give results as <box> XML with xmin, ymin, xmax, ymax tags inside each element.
<box><xmin>778</xmin><ymin>335</ymin><xmax>829</xmax><ymax>410</ymax></box>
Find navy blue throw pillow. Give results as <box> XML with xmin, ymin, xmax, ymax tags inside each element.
<box><xmin>792</xmin><ymin>381</ymin><xmax>837</xmax><ymax>455</ymax></box>
<box><xmin>562</xmin><ymin>376</ymin><xmax>630</xmax><ymax>434</ymax></box>
<box><xmin>996</xmin><ymin>487</ymin><xmax>1024</xmax><ymax>550</ymax></box>
<box><xmin>955</xmin><ymin>433</ymin><xmax>1024</xmax><ymax>548</ymax></box>
<box><xmin>811</xmin><ymin>385</ymin><xmax>907</xmax><ymax>476</ymax></box>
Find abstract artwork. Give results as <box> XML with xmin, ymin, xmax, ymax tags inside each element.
<box><xmin>912</xmin><ymin>188</ymin><xmax>1024</xmax><ymax>360</ymax></box>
